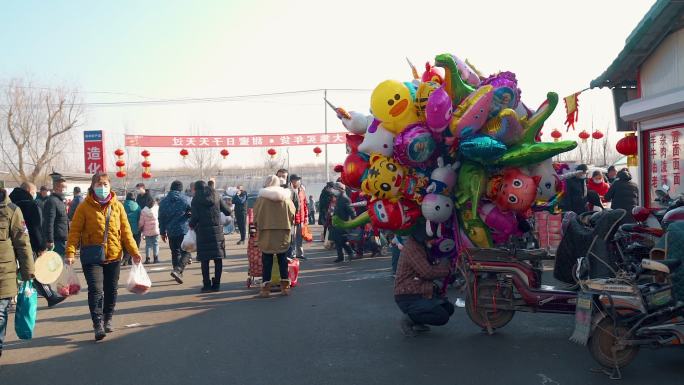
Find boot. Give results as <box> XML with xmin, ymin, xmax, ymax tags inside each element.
<box><xmin>280</xmin><ymin>280</ymin><xmax>291</xmax><ymax>296</ymax></box>
<box><xmin>94</xmin><ymin>321</ymin><xmax>106</xmax><ymax>341</ymax></box>
<box><xmin>259</xmin><ymin>282</ymin><xmax>271</xmax><ymax>298</ymax></box>
<box><xmin>103</xmin><ymin>314</ymin><xmax>114</xmax><ymax>333</ymax></box>
<box><xmin>200</xmin><ymin>279</ymin><xmax>212</xmax><ymax>293</ymax></box>
<box><xmin>144</xmin><ymin>257</ymin><xmax>151</xmax><ymax>265</ymax></box>
<box><xmin>211</xmin><ymin>278</ymin><xmax>220</xmax><ymax>292</ymax></box>
<box><xmin>153</xmin><ymin>256</ymin><xmax>160</xmax><ymax>264</ymax></box>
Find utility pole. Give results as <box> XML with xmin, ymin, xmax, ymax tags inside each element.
<box><xmin>324</xmin><ymin>89</ymin><xmax>329</xmax><ymax>182</ymax></box>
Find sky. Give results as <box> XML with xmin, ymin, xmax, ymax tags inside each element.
<box><xmin>0</xmin><ymin>0</ymin><xmax>656</xmax><ymax>174</ymax></box>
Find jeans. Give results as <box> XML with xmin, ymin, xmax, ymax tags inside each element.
<box><xmin>53</xmin><ymin>240</ymin><xmax>66</xmax><ymax>257</ymax></box>
<box><xmin>395</xmin><ymin>295</ymin><xmax>455</xmax><ymax>326</ymax></box>
<box><xmin>201</xmin><ymin>259</ymin><xmax>223</xmax><ymax>285</ymax></box>
<box><xmin>0</xmin><ymin>298</ymin><xmax>10</xmax><ymax>351</ymax></box>
<box><xmin>236</xmin><ymin>211</ymin><xmax>247</xmax><ymax>242</ymax></box>
<box><xmin>308</xmin><ymin>213</ymin><xmax>315</xmax><ymax>225</ymax></box>
<box><xmin>391</xmin><ymin>246</ymin><xmax>401</xmax><ymax>274</ymax></box>
<box><xmin>82</xmin><ymin>261</ymin><xmax>121</xmax><ymax>325</ymax></box>
<box><xmin>145</xmin><ymin>235</ymin><xmax>159</xmax><ymax>260</ymax></box>
<box><xmin>293</xmin><ymin>223</ymin><xmax>304</xmax><ymax>258</ymax></box>
<box><xmin>262</xmin><ymin>252</ymin><xmax>289</xmax><ymax>283</ymax></box>
<box><xmin>169</xmin><ymin>234</ymin><xmax>191</xmax><ymax>273</ymax></box>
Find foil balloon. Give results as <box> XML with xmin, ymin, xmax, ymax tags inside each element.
<box><xmin>346</xmin><ymin>134</ymin><xmax>364</xmax><ymax>154</ymax></box>
<box><xmin>415</xmin><ymin>81</ymin><xmax>440</xmax><ymax>120</ymax></box>
<box><xmin>450</xmin><ymin>85</ymin><xmax>494</xmax><ymax>138</ymax></box>
<box><xmin>370</xmin><ymin>80</ymin><xmax>419</xmax><ymax>135</ymax></box>
<box><xmin>460</xmin><ymin>206</ymin><xmax>493</xmax><ymax>248</ymax></box>
<box><xmin>425</xmin><ymin>87</ymin><xmax>453</xmax><ymax>134</ymax></box>
<box><xmin>481</xmin><ymin>108</ymin><xmax>524</xmax><ymax>146</ymax></box>
<box><xmin>368</xmin><ymin>198</ymin><xmax>421</xmax><ymax>230</ymax></box>
<box><xmin>358</xmin><ymin>121</ymin><xmax>395</xmax><ymax>157</ymax></box>
<box><xmin>526</xmin><ymin>159</ymin><xmax>561</xmax><ymax>201</ymax></box>
<box><xmin>341</xmin><ymin>152</ymin><xmax>369</xmax><ymax>190</ymax></box>
<box><xmin>421</xmin><ymin>194</ymin><xmax>454</xmax><ymax>224</ymax></box>
<box><xmin>426</xmin><ymin>157</ymin><xmax>458</xmax><ymax>195</ymax></box>
<box><xmin>488</xmin><ymin>168</ymin><xmax>541</xmax><ymax>214</ymax></box>
<box><xmin>479</xmin><ymin>203</ymin><xmax>521</xmax><ymax>245</ymax></box>
<box><xmin>426</xmin><ymin>220</ymin><xmax>456</xmax><ymax>261</ymax></box>
<box><xmin>361</xmin><ymin>154</ymin><xmax>407</xmax><ymax>201</ymax></box>
<box><xmin>480</xmin><ymin>71</ymin><xmax>521</xmax><ymax>118</ymax></box>
<box><xmin>456</xmin><ymin>161</ymin><xmax>487</xmax><ymax>218</ymax></box>
<box><xmin>341</xmin><ymin>111</ymin><xmax>373</xmax><ymax>135</ymax></box>
<box><xmin>459</xmin><ymin>135</ymin><xmax>507</xmax><ymax>164</ymax></box>
<box><xmin>393</xmin><ymin>124</ymin><xmax>438</xmax><ymax>168</ymax></box>
<box><xmin>421</xmin><ymin>62</ymin><xmax>445</xmax><ymax>84</ymax></box>
<box><xmin>434</xmin><ymin>53</ymin><xmax>477</xmax><ymax>105</ymax></box>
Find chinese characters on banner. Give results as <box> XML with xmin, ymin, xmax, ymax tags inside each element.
<box><xmin>124</xmin><ymin>133</ymin><xmax>348</xmax><ymax>148</ymax></box>
<box><xmin>83</xmin><ymin>130</ymin><xmax>106</xmax><ymax>174</ymax></box>
<box><xmin>645</xmin><ymin>127</ymin><xmax>682</xmax><ymax>207</ymax></box>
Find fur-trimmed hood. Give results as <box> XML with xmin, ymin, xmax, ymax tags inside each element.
<box><xmin>258</xmin><ymin>186</ymin><xmax>291</xmax><ymax>202</ymax></box>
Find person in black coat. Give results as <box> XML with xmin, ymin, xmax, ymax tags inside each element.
<box><xmin>331</xmin><ymin>183</ymin><xmax>355</xmax><ymax>263</ymax></box>
<box><xmin>561</xmin><ymin>164</ymin><xmax>589</xmax><ymax>214</ymax></box>
<box><xmin>318</xmin><ymin>182</ymin><xmax>334</xmax><ymax>239</ymax></box>
<box><xmin>189</xmin><ymin>181</ymin><xmax>231</xmax><ymax>293</ymax></box>
<box><xmin>42</xmin><ymin>178</ymin><xmax>69</xmax><ymax>256</ymax></box>
<box><xmin>9</xmin><ymin>182</ymin><xmax>65</xmax><ymax>307</ymax></box>
<box><xmin>605</xmin><ymin>168</ymin><xmax>639</xmax><ymax>222</ymax></box>
<box><xmin>232</xmin><ymin>185</ymin><xmax>248</xmax><ymax>245</ymax></box>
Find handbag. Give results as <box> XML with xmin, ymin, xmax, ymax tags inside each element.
<box><xmin>80</xmin><ymin>205</ymin><xmax>112</xmax><ymax>265</ymax></box>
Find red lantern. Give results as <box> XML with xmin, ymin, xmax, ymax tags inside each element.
<box><xmin>334</xmin><ymin>164</ymin><xmax>343</xmax><ymax>173</ymax></box>
<box><xmin>114</xmin><ymin>148</ymin><xmax>125</xmax><ymax>157</ymax></box>
<box><xmin>550</xmin><ymin>129</ymin><xmax>562</xmax><ymax>142</ymax></box>
<box><xmin>220</xmin><ymin>149</ymin><xmax>229</xmax><ymax>159</ymax></box>
<box><xmin>142</xmin><ymin>172</ymin><xmax>152</xmax><ymax>179</ymax></box>
<box><xmin>313</xmin><ymin>146</ymin><xmax>322</xmax><ymax>157</ymax></box>
<box><xmin>616</xmin><ymin>132</ymin><xmax>638</xmax><ymax>167</ymax></box>
<box><xmin>592</xmin><ymin>130</ymin><xmax>604</xmax><ymax>140</ymax></box>
<box><xmin>115</xmin><ymin>160</ymin><xmax>126</xmax><ymax>168</ymax></box>
<box><xmin>267</xmin><ymin>148</ymin><xmax>277</xmax><ymax>158</ymax></box>
<box><xmin>180</xmin><ymin>149</ymin><xmax>189</xmax><ymax>159</ymax></box>
<box><xmin>116</xmin><ymin>170</ymin><xmax>126</xmax><ymax>178</ymax></box>
<box><xmin>141</xmin><ymin>160</ymin><xmax>151</xmax><ymax>168</ymax></box>
<box><xmin>578</xmin><ymin>130</ymin><xmax>590</xmax><ymax>143</ymax></box>
<box><xmin>141</xmin><ymin>150</ymin><xmax>150</xmax><ymax>157</ymax></box>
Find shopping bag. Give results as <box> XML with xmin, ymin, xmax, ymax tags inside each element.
<box><xmin>56</xmin><ymin>265</ymin><xmax>81</xmax><ymax>297</ymax></box>
<box><xmin>181</xmin><ymin>230</ymin><xmax>197</xmax><ymax>252</ymax></box>
<box><xmin>302</xmin><ymin>224</ymin><xmax>313</xmax><ymax>242</ymax></box>
<box><xmin>127</xmin><ymin>262</ymin><xmax>152</xmax><ymax>295</ymax></box>
<box><xmin>15</xmin><ymin>280</ymin><xmax>38</xmax><ymax>340</ymax></box>
<box><xmin>288</xmin><ymin>258</ymin><xmax>300</xmax><ymax>287</ymax></box>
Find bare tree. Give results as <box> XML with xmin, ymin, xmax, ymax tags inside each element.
<box><xmin>0</xmin><ymin>80</ymin><xmax>83</xmax><ymax>183</ymax></box>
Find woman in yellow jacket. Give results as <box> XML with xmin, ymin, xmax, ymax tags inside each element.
<box><xmin>66</xmin><ymin>172</ymin><xmax>141</xmax><ymax>341</ymax></box>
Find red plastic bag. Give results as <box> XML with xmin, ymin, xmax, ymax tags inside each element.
<box><xmin>288</xmin><ymin>258</ymin><xmax>300</xmax><ymax>287</ymax></box>
<box><xmin>56</xmin><ymin>265</ymin><xmax>81</xmax><ymax>297</ymax></box>
<box><xmin>127</xmin><ymin>262</ymin><xmax>152</xmax><ymax>295</ymax></box>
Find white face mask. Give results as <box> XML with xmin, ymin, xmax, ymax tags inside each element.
<box><xmin>593</xmin><ymin>178</ymin><xmax>602</xmax><ymax>184</ymax></box>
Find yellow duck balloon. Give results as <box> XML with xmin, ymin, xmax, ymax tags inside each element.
<box><xmin>370</xmin><ymin>80</ymin><xmax>418</xmax><ymax>135</ymax></box>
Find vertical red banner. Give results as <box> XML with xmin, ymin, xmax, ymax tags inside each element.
<box><xmin>84</xmin><ymin>130</ymin><xmax>106</xmax><ymax>174</ymax></box>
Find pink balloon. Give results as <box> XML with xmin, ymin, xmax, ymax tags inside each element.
<box><xmin>479</xmin><ymin>203</ymin><xmax>521</xmax><ymax>245</ymax></box>
<box><xmin>425</xmin><ymin>87</ymin><xmax>452</xmax><ymax>133</ymax></box>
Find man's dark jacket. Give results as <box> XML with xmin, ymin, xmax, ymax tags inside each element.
<box><xmin>9</xmin><ymin>188</ymin><xmax>46</xmax><ymax>253</ymax></box>
<box><xmin>42</xmin><ymin>192</ymin><xmax>68</xmax><ymax>242</ymax></box>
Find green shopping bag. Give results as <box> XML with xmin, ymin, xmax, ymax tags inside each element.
<box><xmin>15</xmin><ymin>279</ymin><xmax>38</xmax><ymax>340</ymax></box>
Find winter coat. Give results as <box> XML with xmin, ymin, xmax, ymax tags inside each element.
<box><xmin>68</xmin><ymin>195</ymin><xmax>84</xmax><ymax>221</ymax></box>
<box><xmin>605</xmin><ymin>170</ymin><xmax>639</xmax><ymax>215</ymax></box>
<box><xmin>189</xmin><ymin>191</ymin><xmax>231</xmax><ymax>261</ymax></box>
<box><xmin>587</xmin><ymin>179</ymin><xmax>610</xmax><ymax>198</ymax></box>
<box><xmin>9</xmin><ymin>188</ymin><xmax>46</xmax><ymax>253</ymax></box>
<box><xmin>139</xmin><ymin>205</ymin><xmax>160</xmax><ymax>237</ymax></box>
<box><xmin>293</xmin><ymin>187</ymin><xmax>309</xmax><ymax>225</ymax></box>
<box><xmin>124</xmin><ymin>199</ymin><xmax>142</xmax><ymax>234</ymax></box>
<box><xmin>253</xmin><ymin>186</ymin><xmax>296</xmax><ymax>254</ymax></box>
<box><xmin>318</xmin><ymin>190</ymin><xmax>332</xmax><ymax>226</ymax></box>
<box><xmin>561</xmin><ymin>176</ymin><xmax>588</xmax><ymax>214</ymax></box>
<box><xmin>158</xmin><ymin>190</ymin><xmax>191</xmax><ymax>237</ymax></box>
<box><xmin>35</xmin><ymin>195</ymin><xmax>48</xmax><ymax>212</ymax></box>
<box><xmin>136</xmin><ymin>192</ymin><xmax>151</xmax><ymax>211</ymax></box>
<box><xmin>233</xmin><ymin>191</ymin><xmax>247</xmax><ymax>216</ymax></box>
<box><xmin>66</xmin><ymin>192</ymin><xmax>140</xmax><ymax>262</ymax></box>
<box><xmin>308</xmin><ymin>198</ymin><xmax>316</xmax><ymax>215</ymax></box>
<box><xmin>0</xmin><ymin>191</ymin><xmax>34</xmax><ymax>299</ymax></box>
<box><xmin>331</xmin><ymin>193</ymin><xmax>355</xmax><ymax>238</ymax></box>
<box><xmin>43</xmin><ymin>192</ymin><xmax>69</xmax><ymax>242</ymax></box>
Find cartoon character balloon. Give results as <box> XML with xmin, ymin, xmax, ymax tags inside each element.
<box><xmin>368</xmin><ymin>199</ymin><xmax>421</xmax><ymax>230</ymax></box>
<box><xmin>426</xmin><ymin>220</ymin><xmax>456</xmax><ymax>261</ymax></box>
<box><xmin>526</xmin><ymin>159</ymin><xmax>561</xmax><ymax>201</ymax></box>
<box><xmin>341</xmin><ymin>152</ymin><xmax>369</xmax><ymax>190</ymax></box>
<box><xmin>426</xmin><ymin>157</ymin><xmax>458</xmax><ymax>195</ymax></box>
<box><xmin>346</xmin><ymin>134</ymin><xmax>364</xmax><ymax>154</ymax></box>
<box><xmin>361</xmin><ymin>154</ymin><xmax>406</xmax><ymax>201</ymax></box>
<box><xmin>421</xmin><ymin>62</ymin><xmax>445</xmax><ymax>84</ymax></box>
<box><xmin>450</xmin><ymin>85</ymin><xmax>494</xmax><ymax>138</ymax></box>
<box><xmin>358</xmin><ymin>121</ymin><xmax>395</xmax><ymax>157</ymax></box>
<box><xmin>341</xmin><ymin>111</ymin><xmax>373</xmax><ymax>135</ymax></box>
<box><xmin>479</xmin><ymin>203</ymin><xmax>521</xmax><ymax>245</ymax></box>
<box><xmin>393</xmin><ymin>124</ymin><xmax>438</xmax><ymax>168</ymax></box>
<box><xmin>480</xmin><ymin>71</ymin><xmax>520</xmax><ymax>118</ymax></box>
<box><xmin>425</xmin><ymin>87</ymin><xmax>453</xmax><ymax>134</ymax></box>
<box><xmin>370</xmin><ymin>80</ymin><xmax>418</xmax><ymax>135</ymax></box>
<box><xmin>415</xmin><ymin>81</ymin><xmax>440</xmax><ymax>120</ymax></box>
<box><xmin>488</xmin><ymin>168</ymin><xmax>541</xmax><ymax>214</ymax></box>
<box><xmin>421</xmin><ymin>194</ymin><xmax>454</xmax><ymax>224</ymax></box>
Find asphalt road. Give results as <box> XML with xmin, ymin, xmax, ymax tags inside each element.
<box><xmin>1</xmin><ymin>229</ymin><xmax>682</xmax><ymax>385</ymax></box>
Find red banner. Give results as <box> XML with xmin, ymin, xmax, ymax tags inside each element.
<box><xmin>124</xmin><ymin>133</ymin><xmax>348</xmax><ymax>148</ymax></box>
<box><xmin>84</xmin><ymin>130</ymin><xmax>106</xmax><ymax>174</ymax></box>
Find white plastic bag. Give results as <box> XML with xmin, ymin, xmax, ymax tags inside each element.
<box><xmin>127</xmin><ymin>262</ymin><xmax>152</xmax><ymax>295</ymax></box>
<box><xmin>181</xmin><ymin>229</ymin><xmax>197</xmax><ymax>252</ymax></box>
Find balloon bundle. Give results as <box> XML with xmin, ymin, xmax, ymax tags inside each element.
<box><xmin>331</xmin><ymin>53</ymin><xmax>577</xmax><ymax>257</ymax></box>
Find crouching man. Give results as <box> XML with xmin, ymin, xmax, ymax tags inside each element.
<box><xmin>393</xmin><ymin>227</ymin><xmax>454</xmax><ymax>337</ymax></box>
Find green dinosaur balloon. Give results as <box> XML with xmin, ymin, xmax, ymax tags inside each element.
<box><xmin>434</xmin><ymin>53</ymin><xmax>476</xmax><ymax>106</ymax></box>
<box><xmin>456</xmin><ymin>161</ymin><xmax>487</xmax><ymax>218</ymax></box>
<box><xmin>495</xmin><ymin>92</ymin><xmax>577</xmax><ymax>166</ymax></box>
<box><xmin>332</xmin><ymin>212</ymin><xmax>370</xmax><ymax>229</ymax></box>
<box><xmin>459</xmin><ymin>211</ymin><xmax>493</xmax><ymax>248</ymax></box>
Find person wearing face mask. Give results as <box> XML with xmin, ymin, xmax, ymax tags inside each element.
<box><xmin>65</xmin><ymin>172</ymin><xmax>142</xmax><ymax>341</ymax></box>
<box><xmin>587</xmin><ymin>170</ymin><xmax>610</xmax><ymax>201</ymax></box>
<box><xmin>561</xmin><ymin>164</ymin><xmax>589</xmax><ymax>214</ymax></box>
<box><xmin>42</xmin><ymin>177</ymin><xmax>69</xmax><ymax>256</ymax></box>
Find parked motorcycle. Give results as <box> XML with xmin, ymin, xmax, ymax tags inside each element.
<box><xmin>460</xmin><ymin>210</ymin><xmax>627</xmax><ymax>334</ymax></box>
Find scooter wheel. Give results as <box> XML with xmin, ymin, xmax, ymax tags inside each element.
<box><xmin>588</xmin><ymin>317</ymin><xmax>639</xmax><ymax>369</ymax></box>
<box><xmin>465</xmin><ymin>281</ymin><xmax>515</xmax><ymax>331</ymax></box>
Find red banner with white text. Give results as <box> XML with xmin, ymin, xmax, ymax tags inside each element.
<box><xmin>125</xmin><ymin>133</ymin><xmax>348</xmax><ymax>148</ymax></box>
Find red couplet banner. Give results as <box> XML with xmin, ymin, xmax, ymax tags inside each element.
<box><xmin>124</xmin><ymin>133</ymin><xmax>348</xmax><ymax>148</ymax></box>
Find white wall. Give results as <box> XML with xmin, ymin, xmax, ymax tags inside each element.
<box><xmin>641</xmin><ymin>28</ymin><xmax>684</xmax><ymax>98</ymax></box>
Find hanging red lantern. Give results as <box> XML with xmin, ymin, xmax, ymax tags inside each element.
<box><xmin>141</xmin><ymin>150</ymin><xmax>150</xmax><ymax>157</ymax></box>
<box><xmin>550</xmin><ymin>129</ymin><xmax>562</xmax><ymax>142</ymax></box>
<box><xmin>592</xmin><ymin>130</ymin><xmax>604</xmax><ymax>140</ymax></box>
<box><xmin>116</xmin><ymin>170</ymin><xmax>127</xmax><ymax>178</ymax></box>
<box><xmin>220</xmin><ymin>149</ymin><xmax>229</xmax><ymax>159</ymax></box>
<box><xmin>115</xmin><ymin>160</ymin><xmax>126</xmax><ymax>168</ymax></box>
<box><xmin>578</xmin><ymin>130</ymin><xmax>590</xmax><ymax>143</ymax></box>
<box><xmin>114</xmin><ymin>148</ymin><xmax>125</xmax><ymax>157</ymax></box>
<box><xmin>616</xmin><ymin>132</ymin><xmax>638</xmax><ymax>167</ymax></box>
<box><xmin>267</xmin><ymin>148</ymin><xmax>277</xmax><ymax>158</ymax></box>
<box><xmin>142</xmin><ymin>172</ymin><xmax>152</xmax><ymax>179</ymax></box>
<box><xmin>313</xmin><ymin>146</ymin><xmax>322</xmax><ymax>157</ymax></box>
<box><xmin>180</xmin><ymin>149</ymin><xmax>189</xmax><ymax>159</ymax></box>
<box><xmin>141</xmin><ymin>160</ymin><xmax>151</xmax><ymax>168</ymax></box>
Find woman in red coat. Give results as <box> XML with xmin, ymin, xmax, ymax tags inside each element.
<box><xmin>587</xmin><ymin>170</ymin><xmax>610</xmax><ymax>200</ymax></box>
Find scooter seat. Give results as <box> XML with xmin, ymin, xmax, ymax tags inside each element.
<box><xmin>641</xmin><ymin>259</ymin><xmax>681</xmax><ymax>274</ymax></box>
<box><xmin>512</xmin><ymin>249</ymin><xmax>550</xmax><ymax>261</ymax></box>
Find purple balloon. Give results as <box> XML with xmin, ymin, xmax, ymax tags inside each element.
<box><xmin>393</xmin><ymin>124</ymin><xmax>438</xmax><ymax>169</ymax></box>
<box><xmin>425</xmin><ymin>87</ymin><xmax>452</xmax><ymax>134</ymax></box>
